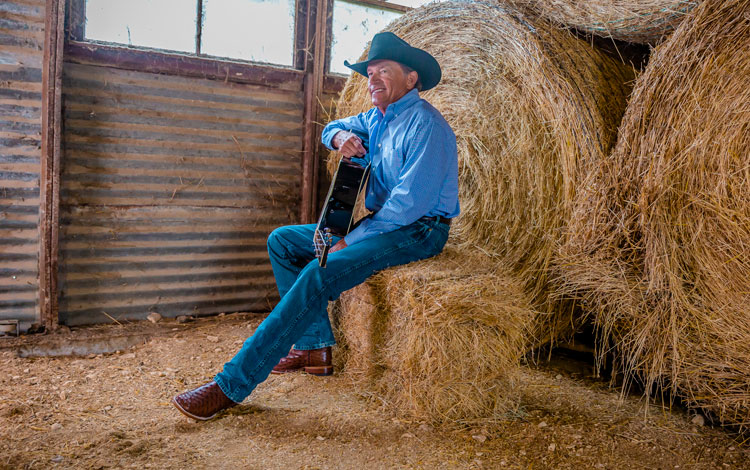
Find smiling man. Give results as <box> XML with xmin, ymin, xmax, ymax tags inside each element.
<box><xmin>171</xmin><ymin>32</ymin><xmax>460</xmax><ymax>421</ymax></box>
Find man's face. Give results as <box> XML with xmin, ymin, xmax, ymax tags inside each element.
<box><xmin>366</xmin><ymin>59</ymin><xmax>417</xmax><ymax>112</ymax></box>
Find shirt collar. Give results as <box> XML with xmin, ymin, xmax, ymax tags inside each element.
<box><xmin>376</xmin><ymin>88</ymin><xmax>420</xmax><ymax>118</ymax></box>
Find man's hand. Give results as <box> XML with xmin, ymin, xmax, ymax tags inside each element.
<box><xmin>332</xmin><ymin>131</ymin><xmax>367</xmax><ymax>158</ymax></box>
<box><xmin>328</xmin><ymin>238</ymin><xmax>348</xmax><ymax>254</ymax></box>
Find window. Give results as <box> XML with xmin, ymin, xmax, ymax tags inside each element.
<box><xmin>85</xmin><ymin>0</ymin><xmax>196</xmax><ymax>53</ymax></box>
<box><xmin>329</xmin><ymin>0</ymin><xmax>436</xmax><ymax>75</ymax></box>
<box><xmin>201</xmin><ymin>0</ymin><xmax>296</xmax><ymax>65</ymax></box>
<box><xmin>330</xmin><ymin>0</ymin><xmax>402</xmax><ymax>75</ymax></box>
<box><xmin>83</xmin><ymin>0</ymin><xmax>297</xmax><ymax>67</ymax></box>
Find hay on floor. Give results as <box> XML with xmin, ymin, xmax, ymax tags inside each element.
<box><xmin>509</xmin><ymin>0</ymin><xmax>700</xmax><ymax>45</ymax></box>
<box><xmin>334</xmin><ymin>247</ymin><xmax>535</xmax><ymax>425</ymax></box>
<box><xmin>557</xmin><ymin>0</ymin><xmax>750</xmax><ymax>431</ymax></box>
<box><xmin>332</xmin><ymin>0</ymin><xmax>635</xmax><ymax>346</ymax></box>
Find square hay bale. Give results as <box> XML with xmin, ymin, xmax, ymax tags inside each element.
<box><xmin>333</xmin><ymin>248</ymin><xmax>536</xmax><ymax>425</ymax></box>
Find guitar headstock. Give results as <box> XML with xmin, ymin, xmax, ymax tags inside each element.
<box><xmin>314</xmin><ymin>227</ymin><xmax>333</xmax><ymax>268</ymax></box>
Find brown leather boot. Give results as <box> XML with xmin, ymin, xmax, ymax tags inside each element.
<box><xmin>172</xmin><ymin>381</ymin><xmax>237</xmax><ymax>421</ymax></box>
<box><xmin>271</xmin><ymin>346</ymin><xmax>333</xmax><ymax>376</ymax></box>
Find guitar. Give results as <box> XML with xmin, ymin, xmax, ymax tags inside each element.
<box><xmin>313</xmin><ymin>158</ymin><xmax>371</xmax><ymax>267</ymax></box>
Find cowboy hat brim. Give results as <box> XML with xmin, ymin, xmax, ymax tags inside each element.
<box><xmin>344</xmin><ymin>32</ymin><xmax>442</xmax><ymax>91</ymax></box>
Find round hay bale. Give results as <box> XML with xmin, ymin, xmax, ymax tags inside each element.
<box><xmin>509</xmin><ymin>0</ymin><xmax>700</xmax><ymax>45</ymax></box>
<box><xmin>334</xmin><ymin>247</ymin><xmax>535</xmax><ymax>425</ymax></box>
<box><xmin>557</xmin><ymin>0</ymin><xmax>750</xmax><ymax>429</ymax></box>
<box><xmin>332</xmin><ymin>0</ymin><xmax>635</xmax><ymax>343</ymax></box>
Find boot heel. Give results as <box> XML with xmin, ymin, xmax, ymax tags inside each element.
<box><xmin>304</xmin><ymin>365</ymin><xmax>333</xmax><ymax>376</ymax></box>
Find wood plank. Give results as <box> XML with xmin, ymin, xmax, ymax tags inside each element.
<box><xmin>64</xmin><ymin>120</ymin><xmax>302</xmax><ymax>146</ymax></box>
<box><xmin>65</xmin><ymin>41</ymin><xmax>305</xmax><ymax>91</ymax></box>
<box><xmin>39</xmin><ymin>0</ymin><xmax>63</xmax><ymax>330</ymax></box>
<box><xmin>63</xmin><ymin>102</ymin><xmax>303</xmax><ymax>132</ymax></box>
<box><xmin>300</xmin><ymin>0</ymin><xmax>330</xmax><ymax>223</ymax></box>
<box><xmin>345</xmin><ymin>0</ymin><xmax>410</xmax><ymax>13</ymax></box>
<box><xmin>63</xmin><ymin>62</ymin><xmax>303</xmax><ymax>103</ymax></box>
<box><xmin>63</xmin><ymin>86</ymin><xmax>302</xmax><ymax>118</ymax></box>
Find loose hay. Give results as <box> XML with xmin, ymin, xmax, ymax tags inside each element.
<box><xmin>509</xmin><ymin>0</ymin><xmax>700</xmax><ymax>45</ymax></box>
<box><xmin>557</xmin><ymin>0</ymin><xmax>750</xmax><ymax>431</ymax></box>
<box><xmin>334</xmin><ymin>248</ymin><xmax>535</xmax><ymax>425</ymax></box>
<box><xmin>332</xmin><ymin>0</ymin><xmax>635</xmax><ymax>346</ymax></box>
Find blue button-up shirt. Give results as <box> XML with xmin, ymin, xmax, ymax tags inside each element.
<box><xmin>321</xmin><ymin>88</ymin><xmax>460</xmax><ymax>246</ymax></box>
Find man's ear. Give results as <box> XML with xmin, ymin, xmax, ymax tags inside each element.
<box><xmin>407</xmin><ymin>71</ymin><xmax>419</xmax><ymax>89</ymax></box>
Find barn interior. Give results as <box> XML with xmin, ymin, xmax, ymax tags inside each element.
<box><xmin>1</xmin><ymin>0</ymin><xmax>749</xmax><ymax>468</ymax></box>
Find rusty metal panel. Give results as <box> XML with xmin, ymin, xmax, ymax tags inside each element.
<box><xmin>59</xmin><ymin>63</ymin><xmax>304</xmax><ymax>325</ymax></box>
<box><xmin>0</xmin><ymin>0</ymin><xmax>45</xmax><ymax>328</ymax></box>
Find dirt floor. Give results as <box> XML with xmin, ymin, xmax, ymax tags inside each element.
<box><xmin>1</xmin><ymin>313</ymin><xmax>748</xmax><ymax>470</ymax></box>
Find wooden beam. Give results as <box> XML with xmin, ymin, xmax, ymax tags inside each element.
<box><xmin>40</xmin><ymin>0</ymin><xmax>66</xmax><ymax>330</ymax></box>
<box><xmin>323</xmin><ymin>74</ymin><xmax>346</xmax><ymax>94</ymax></box>
<box><xmin>64</xmin><ymin>41</ymin><xmax>305</xmax><ymax>91</ymax></box>
<box><xmin>299</xmin><ymin>0</ymin><xmax>331</xmax><ymax>223</ymax></box>
<box><xmin>66</xmin><ymin>0</ymin><xmax>85</xmax><ymax>41</ymax></box>
<box><xmin>195</xmin><ymin>0</ymin><xmax>204</xmax><ymax>55</ymax></box>
<box><xmin>343</xmin><ymin>0</ymin><xmax>410</xmax><ymax>13</ymax></box>
<box><xmin>294</xmin><ymin>0</ymin><xmax>310</xmax><ymax>70</ymax></box>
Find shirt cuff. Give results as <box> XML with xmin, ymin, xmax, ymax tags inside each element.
<box><xmin>321</xmin><ymin>126</ymin><xmax>340</xmax><ymax>150</ymax></box>
<box><xmin>343</xmin><ymin>224</ymin><xmax>367</xmax><ymax>246</ymax></box>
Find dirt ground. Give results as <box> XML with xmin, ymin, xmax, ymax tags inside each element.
<box><xmin>1</xmin><ymin>313</ymin><xmax>748</xmax><ymax>470</ymax></box>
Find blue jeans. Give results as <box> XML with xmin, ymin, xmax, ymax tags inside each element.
<box><xmin>214</xmin><ymin>218</ymin><xmax>450</xmax><ymax>402</ymax></box>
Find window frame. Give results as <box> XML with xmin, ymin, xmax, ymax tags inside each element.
<box><xmin>323</xmin><ymin>0</ymin><xmax>409</xmax><ymax>93</ymax></box>
<box><xmin>65</xmin><ymin>0</ymin><xmax>309</xmax><ymax>88</ymax></box>
<box><xmin>64</xmin><ymin>0</ymin><xmax>414</xmax><ymax>94</ymax></box>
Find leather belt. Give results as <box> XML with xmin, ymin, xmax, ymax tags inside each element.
<box><xmin>419</xmin><ymin>215</ymin><xmax>452</xmax><ymax>226</ymax></box>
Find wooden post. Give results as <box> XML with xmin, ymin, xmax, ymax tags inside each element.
<box><xmin>39</xmin><ymin>0</ymin><xmax>65</xmax><ymax>330</ymax></box>
<box><xmin>195</xmin><ymin>0</ymin><xmax>204</xmax><ymax>54</ymax></box>
<box><xmin>299</xmin><ymin>0</ymin><xmax>330</xmax><ymax>224</ymax></box>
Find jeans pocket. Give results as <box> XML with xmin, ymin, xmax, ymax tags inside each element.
<box><xmin>395</xmin><ymin>221</ymin><xmax>428</xmax><ymax>249</ymax></box>
<box><xmin>416</xmin><ymin>221</ymin><xmax>448</xmax><ymax>255</ymax></box>
<box><xmin>429</xmin><ymin>225</ymin><xmax>449</xmax><ymax>254</ymax></box>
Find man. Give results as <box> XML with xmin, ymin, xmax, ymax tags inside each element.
<box><xmin>172</xmin><ymin>31</ymin><xmax>460</xmax><ymax>421</ymax></box>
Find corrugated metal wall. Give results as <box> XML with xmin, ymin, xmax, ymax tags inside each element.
<box><xmin>58</xmin><ymin>63</ymin><xmax>304</xmax><ymax>325</ymax></box>
<box><xmin>0</xmin><ymin>0</ymin><xmax>45</xmax><ymax>327</ymax></box>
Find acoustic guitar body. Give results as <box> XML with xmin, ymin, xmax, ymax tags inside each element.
<box><xmin>313</xmin><ymin>158</ymin><xmax>370</xmax><ymax>267</ymax></box>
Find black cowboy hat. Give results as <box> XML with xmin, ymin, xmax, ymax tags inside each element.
<box><xmin>344</xmin><ymin>32</ymin><xmax>442</xmax><ymax>91</ymax></box>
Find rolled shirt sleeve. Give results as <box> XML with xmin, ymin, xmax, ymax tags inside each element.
<box><xmin>321</xmin><ymin>112</ymin><xmax>371</xmax><ymax>151</ymax></box>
